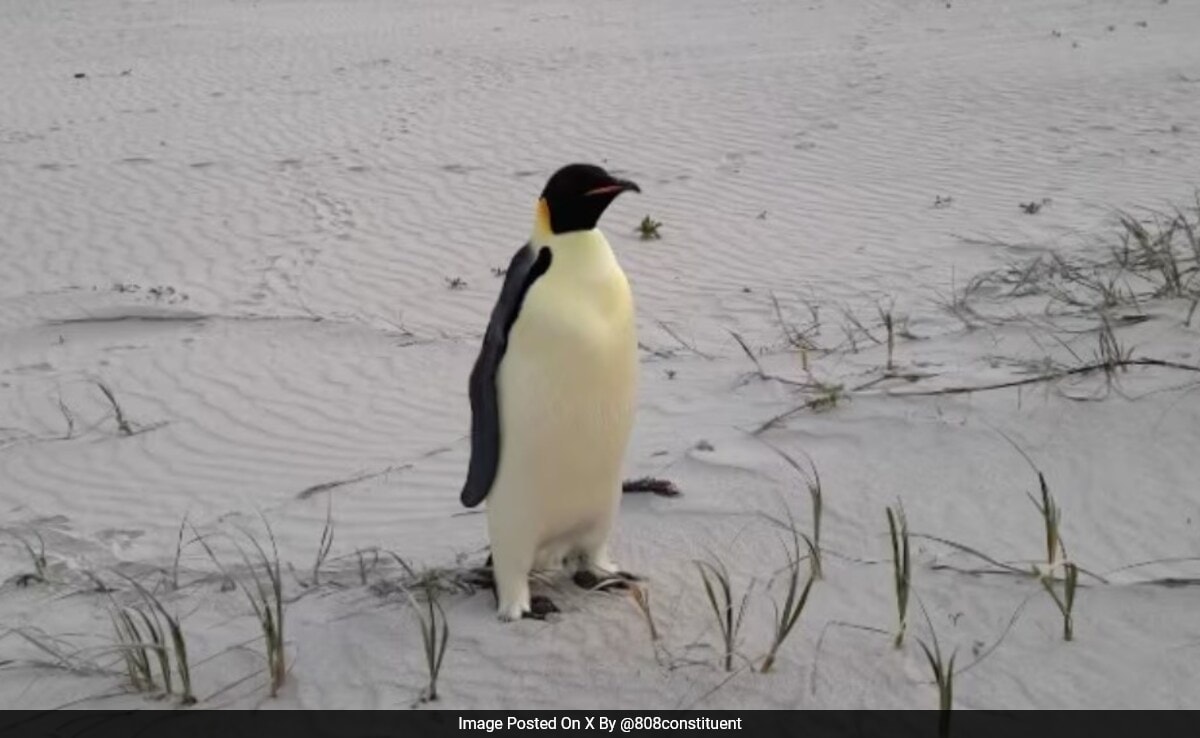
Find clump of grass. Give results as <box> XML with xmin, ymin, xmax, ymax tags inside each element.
<box><xmin>730</xmin><ymin>329</ymin><xmax>770</xmax><ymax>384</ymax></box>
<box><xmin>95</xmin><ymin>381</ymin><xmax>134</xmax><ymax>436</ymax></box>
<box><xmin>1046</xmin><ymin>255</ymin><xmax>1139</xmax><ymax>310</ymax></box>
<box><xmin>408</xmin><ymin>583</ymin><xmax>450</xmax><ymax>702</ymax></box>
<box><xmin>110</xmin><ymin>577</ymin><xmax>196</xmax><ymax>705</ymax></box>
<box><xmin>917</xmin><ymin>618</ymin><xmax>956</xmax><ymax>738</ymax></box>
<box><xmin>805</xmin><ymin>482</ymin><xmax>822</xmax><ymax>581</ymax></box>
<box><xmin>810</xmin><ymin>381</ymin><xmax>844</xmax><ymax>412</ymax></box>
<box><xmin>761</xmin><ymin>442</ymin><xmax>823</xmax><ymax>579</ymax></box>
<box><xmin>769</xmin><ymin>291</ymin><xmax>822</xmax><ymax>354</ymax></box>
<box><xmin>1027</xmin><ymin>472</ymin><xmax>1065</xmax><ymax>569</ymax></box>
<box><xmin>837</xmin><ymin>306</ymin><xmax>882</xmax><ymax>354</ymax></box>
<box><xmin>239</xmin><ymin>526</ymin><xmax>286</xmax><ymax>697</ymax></box>
<box><xmin>194</xmin><ymin>519</ymin><xmax>287</xmax><ymax>697</ymax></box>
<box><xmin>161</xmin><ymin>614</ymin><xmax>193</xmax><ymax>704</ymax></box>
<box><xmin>887</xmin><ymin>504</ymin><xmax>911</xmax><ymax>649</ymax></box>
<box><xmin>80</xmin><ymin>568</ymin><xmax>113</xmax><ymax>593</ymax></box>
<box><xmin>880</xmin><ymin>305</ymin><xmax>896</xmax><ymax>371</ymax></box>
<box><xmin>637</xmin><ymin>215</ymin><xmax>663</xmax><ymax>240</ymax></box>
<box><xmin>110</xmin><ymin>605</ymin><xmax>156</xmax><ymax>693</ymax></box>
<box><xmin>166</xmin><ymin>516</ymin><xmax>188</xmax><ymax>591</ymax></box>
<box><xmin>935</xmin><ymin>268</ymin><xmax>987</xmax><ymax>329</ymax></box>
<box><xmin>6</xmin><ymin>628</ymin><xmax>108</xmax><ymax>676</ymax></box>
<box><xmin>695</xmin><ymin>555</ymin><xmax>753</xmax><ymax>672</ymax></box>
<box><xmin>1094</xmin><ymin>313</ymin><xmax>1133</xmax><ymax>383</ymax></box>
<box><xmin>310</xmin><ymin>500</ymin><xmax>334</xmax><ymax>587</ymax></box>
<box><xmin>628</xmin><ymin>584</ymin><xmax>659</xmax><ymax>643</ymax></box>
<box><xmin>1115</xmin><ymin>208</ymin><xmax>1200</xmax><ymax>298</ymax></box>
<box><xmin>1040</xmin><ymin>562</ymin><xmax>1079</xmax><ymax>641</ymax></box>
<box><xmin>10</xmin><ymin>531</ymin><xmax>49</xmax><ymax>586</ymax></box>
<box><xmin>356</xmin><ymin>547</ymin><xmax>380</xmax><ymax>586</ymax></box>
<box><xmin>961</xmin><ymin>197</ymin><xmax>1200</xmax><ymax>318</ymax></box>
<box><xmin>57</xmin><ymin>394</ymin><xmax>76</xmax><ymax>439</ymax></box>
<box><xmin>1020</xmin><ymin>198</ymin><xmax>1051</xmax><ymax>215</ymax></box>
<box><xmin>371</xmin><ymin>553</ymin><xmax>480</xmax><ymax>600</ymax></box>
<box><xmin>1026</xmin><ymin>472</ymin><xmax>1079</xmax><ymax>640</ymax></box>
<box><xmin>760</xmin><ymin>520</ymin><xmax>816</xmax><ymax>673</ymax></box>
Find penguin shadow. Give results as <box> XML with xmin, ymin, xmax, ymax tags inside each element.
<box><xmin>465</xmin><ymin>554</ymin><xmax>643</xmax><ymax>621</ymax></box>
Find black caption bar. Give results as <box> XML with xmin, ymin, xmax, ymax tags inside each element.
<box><xmin>0</xmin><ymin>711</ymin><xmax>1195</xmax><ymax>738</ymax></box>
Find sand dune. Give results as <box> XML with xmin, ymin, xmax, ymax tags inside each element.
<box><xmin>3</xmin><ymin>0</ymin><xmax>1200</xmax><ymax>710</ymax></box>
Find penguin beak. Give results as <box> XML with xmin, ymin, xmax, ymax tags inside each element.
<box><xmin>585</xmin><ymin>178</ymin><xmax>640</xmax><ymax>197</ymax></box>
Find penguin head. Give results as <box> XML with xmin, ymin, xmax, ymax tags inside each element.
<box><xmin>538</xmin><ymin>163</ymin><xmax>640</xmax><ymax>235</ymax></box>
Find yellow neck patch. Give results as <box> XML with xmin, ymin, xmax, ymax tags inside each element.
<box><xmin>532</xmin><ymin>198</ymin><xmax>553</xmax><ymax>243</ymax></box>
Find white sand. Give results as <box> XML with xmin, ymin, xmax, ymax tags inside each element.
<box><xmin>3</xmin><ymin>0</ymin><xmax>1200</xmax><ymax>710</ymax></box>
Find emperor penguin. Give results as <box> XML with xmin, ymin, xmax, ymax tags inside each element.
<box><xmin>461</xmin><ymin>163</ymin><xmax>642</xmax><ymax>621</ymax></box>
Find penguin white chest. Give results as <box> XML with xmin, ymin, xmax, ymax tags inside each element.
<box><xmin>489</xmin><ymin>230</ymin><xmax>637</xmax><ymax>561</ymax></box>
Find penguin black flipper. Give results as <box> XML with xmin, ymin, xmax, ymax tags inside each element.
<box><xmin>461</xmin><ymin>243</ymin><xmax>553</xmax><ymax>508</ymax></box>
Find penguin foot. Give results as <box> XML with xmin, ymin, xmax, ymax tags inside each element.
<box><xmin>522</xmin><ymin>595</ymin><xmax>560</xmax><ymax>620</ymax></box>
<box><xmin>573</xmin><ymin>570</ymin><xmax>641</xmax><ymax>592</ymax></box>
